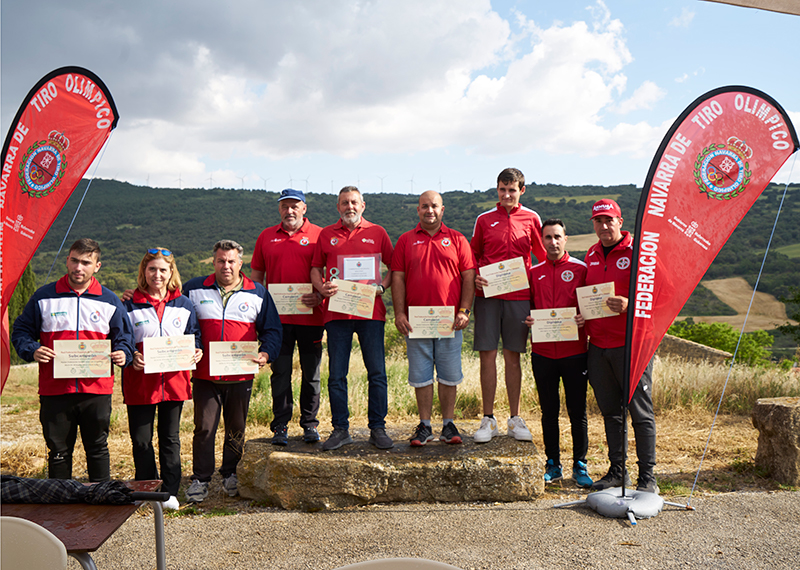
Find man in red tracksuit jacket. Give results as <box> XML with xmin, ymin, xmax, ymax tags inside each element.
<box><xmin>525</xmin><ymin>219</ymin><xmax>592</xmax><ymax>488</ymax></box>
<box><xmin>584</xmin><ymin>199</ymin><xmax>658</xmax><ymax>494</ymax></box>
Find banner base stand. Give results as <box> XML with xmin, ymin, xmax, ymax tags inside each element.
<box><xmin>554</xmin><ymin>487</ymin><xmax>692</xmax><ymax>526</ymax></box>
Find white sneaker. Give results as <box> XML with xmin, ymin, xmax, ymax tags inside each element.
<box><xmin>473</xmin><ymin>416</ymin><xmax>499</xmax><ymax>443</ymax></box>
<box><xmin>223</xmin><ymin>473</ymin><xmax>238</xmax><ymax>497</ymax></box>
<box><xmin>162</xmin><ymin>495</ymin><xmax>180</xmax><ymax>510</ymax></box>
<box><xmin>507</xmin><ymin>416</ymin><xmax>533</xmax><ymax>441</ymax></box>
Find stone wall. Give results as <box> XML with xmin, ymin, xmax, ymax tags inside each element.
<box><xmin>656</xmin><ymin>334</ymin><xmax>731</xmax><ymax>366</ymax></box>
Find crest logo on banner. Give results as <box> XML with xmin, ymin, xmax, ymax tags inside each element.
<box><xmin>20</xmin><ymin>130</ymin><xmax>70</xmax><ymax>197</ymax></box>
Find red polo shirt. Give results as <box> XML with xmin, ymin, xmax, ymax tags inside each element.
<box><xmin>251</xmin><ymin>218</ymin><xmax>324</xmax><ymax>326</ymax></box>
<box><xmin>312</xmin><ymin>218</ymin><xmax>394</xmax><ymax>323</ymax></box>
<box><xmin>471</xmin><ymin>203</ymin><xmax>546</xmax><ymax>301</ymax></box>
<box><xmin>392</xmin><ymin>223</ymin><xmax>476</xmax><ymax>309</ymax></box>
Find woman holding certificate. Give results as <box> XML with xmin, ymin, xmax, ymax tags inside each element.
<box><xmin>122</xmin><ymin>247</ymin><xmax>203</xmax><ymax>510</ymax></box>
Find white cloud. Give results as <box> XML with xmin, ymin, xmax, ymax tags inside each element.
<box><xmin>669</xmin><ymin>7</ymin><xmax>695</xmax><ymax>28</ymax></box>
<box><xmin>614</xmin><ymin>81</ymin><xmax>666</xmax><ymax>114</ymax></box>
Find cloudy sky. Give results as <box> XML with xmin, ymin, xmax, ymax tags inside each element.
<box><xmin>2</xmin><ymin>1</ymin><xmax>798</xmax><ymax>194</ymax></box>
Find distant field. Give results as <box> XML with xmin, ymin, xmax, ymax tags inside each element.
<box><xmin>776</xmin><ymin>243</ymin><xmax>800</xmax><ymax>258</ymax></box>
<box><xmin>535</xmin><ymin>194</ymin><xmax>621</xmax><ymax>204</ymax></box>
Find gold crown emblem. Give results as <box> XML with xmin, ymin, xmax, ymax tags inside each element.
<box><xmin>48</xmin><ymin>130</ymin><xmax>70</xmax><ymax>152</ymax></box>
<box><xmin>726</xmin><ymin>136</ymin><xmax>752</xmax><ymax>160</ymax></box>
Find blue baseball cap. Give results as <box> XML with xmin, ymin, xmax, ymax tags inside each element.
<box><xmin>278</xmin><ymin>188</ymin><xmax>305</xmax><ymax>202</ymax></box>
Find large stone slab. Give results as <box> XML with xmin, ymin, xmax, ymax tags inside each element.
<box><xmin>752</xmin><ymin>397</ymin><xmax>800</xmax><ymax>486</ymax></box>
<box><xmin>238</xmin><ymin>427</ymin><xmax>545</xmax><ymax>511</ymax></box>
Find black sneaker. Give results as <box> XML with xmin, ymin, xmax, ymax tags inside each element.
<box><xmin>369</xmin><ymin>427</ymin><xmax>394</xmax><ymax>449</ymax></box>
<box><xmin>439</xmin><ymin>422</ymin><xmax>462</xmax><ymax>444</ymax></box>
<box><xmin>303</xmin><ymin>427</ymin><xmax>321</xmax><ymax>443</ymax></box>
<box><xmin>636</xmin><ymin>472</ymin><xmax>660</xmax><ymax>494</ymax></box>
<box><xmin>322</xmin><ymin>428</ymin><xmax>353</xmax><ymax>451</ymax></box>
<box><xmin>271</xmin><ymin>425</ymin><xmax>288</xmax><ymax>446</ymax></box>
<box><xmin>409</xmin><ymin>423</ymin><xmax>435</xmax><ymax>447</ymax></box>
<box><xmin>590</xmin><ymin>465</ymin><xmax>632</xmax><ymax>491</ymax></box>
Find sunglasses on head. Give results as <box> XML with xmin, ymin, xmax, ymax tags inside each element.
<box><xmin>147</xmin><ymin>248</ymin><xmax>173</xmax><ymax>256</ymax></box>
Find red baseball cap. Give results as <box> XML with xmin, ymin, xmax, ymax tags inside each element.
<box><xmin>590</xmin><ymin>199</ymin><xmax>623</xmax><ymax>219</ymax></box>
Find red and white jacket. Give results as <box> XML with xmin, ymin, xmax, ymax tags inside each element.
<box><xmin>122</xmin><ymin>288</ymin><xmax>201</xmax><ymax>405</ymax></box>
<box><xmin>183</xmin><ymin>274</ymin><xmax>282</xmax><ymax>383</ymax></box>
<box><xmin>471</xmin><ymin>203</ymin><xmax>547</xmax><ymax>300</ymax></box>
<box><xmin>529</xmin><ymin>253</ymin><xmax>588</xmax><ymax>359</ymax></box>
<box><xmin>11</xmin><ymin>275</ymin><xmax>134</xmax><ymax>396</ymax></box>
<box><xmin>584</xmin><ymin>231</ymin><xmax>633</xmax><ymax>349</ymax></box>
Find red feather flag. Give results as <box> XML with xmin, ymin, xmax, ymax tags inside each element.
<box><xmin>625</xmin><ymin>86</ymin><xmax>798</xmax><ymax>403</ymax></box>
<box><xmin>1</xmin><ymin>67</ymin><xmax>119</xmax><ymax>391</ymax></box>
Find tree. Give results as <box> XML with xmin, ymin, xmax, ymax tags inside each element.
<box><xmin>778</xmin><ymin>286</ymin><xmax>800</xmax><ymax>344</ymax></box>
<box><xmin>7</xmin><ymin>265</ymin><xmax>38</xmax><ymax>364</ymax></box>
<box><xmin>668</xmin><ymin>319</ymin><xmax>773</xmax><ymax>367</ymax></box>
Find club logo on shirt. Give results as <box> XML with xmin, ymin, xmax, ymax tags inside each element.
<box><xmin>239</xmin><ymin>302</ymin><xmax>250</xmax><ymax>312</ymax></box>
<box><xmin>271</xmin><ymin>238</ymin><xmax>283</xmax><ymax>243</ymax></box>
<box><xmin>538</xmin><ymin>274</ymin><xmax>546</xmax><ymax>281</ymax></box>
<box><xmin>173</xmin><ymin>317</ymin><xmax>182</xmax><ymax>328</ymax></box>
<box><xmin>299</xmin><ymin>237</ymin><xmax>310</xmax><ymax>246</ymax></box>
<box><xmin>89</xmin><ymin>311</ymin><xmax>101</xmax><ymax>323</ymax></box>
<box><xmin>361</xmin><ymin>238</ymin><xmax>375</xmax><ymax>244</ymax></box>
<box><xmin>616</xmin><ymin>257</ymin><xmax>631</xmax><ymax>270</ymax></box>
<box><xmin>490</xmin><ymin>222</ymin><xmax>500</xmax><ymax>227</ymax></box>
<box><xmin>589</xmin><ymin>261</ymin><xmax>600</xmax><ymax>267</ymax></box>
<box><xmin>441</xmin><ymin>238</ymin><xmax>451</xmax><ymax>247</ymax></box>
<box><xmin>561</xmin><ymin>270</ymin><xmax>574</xmax><ymax>283</ymax></box>
<box><xmin>134</xmin><ymin>320</ymin><xmax>150</xmax><ymax>327</ymax></box>
<box><xmin>50</xmin><ymin>311</ymin><xmax>68</xmax><ymax>318</ymax></box>
<box><xmin>330</xmin><ymin>238</ymin><xmax>339</xmax><ymax>246</ymax></box>
<box><xmin>200</xmin><ymin>299</ymin><xmax>214</xmax><ymax>305</ymax></box>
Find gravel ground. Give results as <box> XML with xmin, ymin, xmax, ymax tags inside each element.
<box><xmin>68</xmin><ymin>490</ymin><xmax>799</xmax><ymax>570</ymax></box>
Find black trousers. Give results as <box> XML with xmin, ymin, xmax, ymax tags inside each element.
<box><xmin>269</xmin><ymin>324</ymin><xmax>323</xmax><ymax>431</ymax></box>
<box><xmin>127</xmin><ymin>401</ymin><xmax>184</xmax><ymax>496</ymax></box>
<box><xmin>531</xmin><ymin>353</ymin><xmax>589</xmax><ymax>465</ymax></box>
<box><xmin>40</xmin><ymin>393</ymin><xmax>112</xmax><ymax>481</ymax></box>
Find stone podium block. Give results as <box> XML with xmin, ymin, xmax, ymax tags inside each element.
<box><xmin>752</xmin><ymin>397</ymin><xmax>800</xmax><ymax>486</ymax></box>
<box><xmin>237</xmin><ymin>431</ymin><xmax>545</xmax><ymax>511</ymax></box>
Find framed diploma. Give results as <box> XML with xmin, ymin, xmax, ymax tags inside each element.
<box><xmin>143</xmin><ymin>335</ymin><xmax>197</xmax><ymax>374</ymax></box>
<box><xmin>530</xmin><ymin>308</ymin><xmax>578</xmax><ymax>343</ymax></box>
<box><xmin>330</xmin><ymin>253</ymin><xmax>381</xmax><ymax>284</ymax></box>
<box><xmin>208</xmin><ymin>341</ymin><xmax>259</xmax><ymax>376</ymax></box>
<box><xmin>327</xmin><ymin>279</ymin><xmax>376</xmax><ymax>318</ymax></box>
<box><xmin>576</xmin><ymin>282</ymin><xmax>617</xmax><ymax>320</ymax></box>
<box><xmin>53</xmin><ymin>339</ymin><xmax>111</xmax><ymax>378</ymax></box>
<box><xmin>268</xmin><ymin>283</ymin><xmax>314</xmax><ymax>315</ymax></box>
<box><xmin>479</xmin><ymin>256</ymin><xmax>529</xmax><ymax>298</ymax></box>
<box><xmin>408</xmin><ymin>306</ymin><xmax>455</xmax><ymax>339</ymax></box>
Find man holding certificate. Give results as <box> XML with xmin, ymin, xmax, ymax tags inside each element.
<box><xmin>584</xmin><ymin>199</ymin><xmax>657</xmax><ymax>494</ymax></box>
<box><xmin>524</xmin><ymin>219</ymin><xmax>592</xmax><ymax>488</ymax></box>
<box><xmin>251</xmin><ymin>188</ymin><xmax>325</xmax><ymax>447</ymax></box>
<box><xmin>183</xmin><ymin>240</ymin><xmax>282</xmax><ymax>503</ymax></box>
<box><xmin>311</xmin><ymin>186</ymin><xmax>394</xmax><ymax>451</ymax></box>
<box><xmin>392</xmin><ymin>191</ymin><xmax>476</xmax><ymax>446</ymax></box>
<box><xmin>470</xmin><ymin>168</ymin><xmax>546</xmax><ymax>443</ymax></box>
<box><xmin>12</xmin><ymin>238</ymin><xmax>134</xmax><ymax>482</ymax></box>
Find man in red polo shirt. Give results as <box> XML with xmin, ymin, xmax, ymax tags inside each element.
<box><xmin>392</xmin><ymin>190</ymin><xmax>476</xmax><ymax>446</ymax></box>
<box><xmin>471</xmin><ymin>167</ymin><xmax>547</xmax><ymax>443</ymax></box>
<box><xmin>311</xmin><ymin>186</ymin><xmax>394</xmax><ymax>451</ymax></box>
<box><xmin>525</xmin><ymin>219</ymin><xmax>592</xmax><ymax>488</ymax></box>
<box><xmin>584</xmin><ymin>199</ymin><xmax>657</xmax><ymax>494</ymax></box>
<box><xmin>251</xmin><ymin>188</ymin><xmax>324</xmax><ymax>446</ymax></box>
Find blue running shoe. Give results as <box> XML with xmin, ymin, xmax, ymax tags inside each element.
<box><xmin>544</xmin><ymin>459</ymin><xmax>563</xmax><ymax>483</ymax></box>
<box><xmin>572</xmin><ymin>461</ymin><xmax>593</xmax><ymax>489</ymax></box>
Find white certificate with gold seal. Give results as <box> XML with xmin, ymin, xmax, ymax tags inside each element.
<box><xmin>143</xmin><ymin>335</ymin><xmax>197</xmax><ymax>374</ymax></box>
<box><xmin>408</xmin><ymin>306</ymin><xmax>455</xmax><ymax>339</ymax></box>
<box><xmin>53</xmin><ymin>339</ymin><xmax>111</xmax><ymax>378</ymax></box>
<box><xmin>576</xmin><ymin>282</ymin><xmax>617</xmax><ymax>320</ymax></box>
<box><xmin>208</xmin><ymin>341</ymin><xmax>259</xmax><ymax>376</ymax></box>
<box><xmin>479</xmin><ymin>256</ymin><xmax>529</xmax><ymax>298</ymax></box>
<box><xmin>268</xmin><ymin>283</ymin><xmax>314</xmax><ymax>315</ymax></box>
<box><xmin>327</xmin><ymin>279</ymin><xmax>376</xmax><ymax>318</ymax></box>
<box><xmin>530</xmin><ymin>308</ymin><xmax>578</xmax><ymax>343</ymax></box>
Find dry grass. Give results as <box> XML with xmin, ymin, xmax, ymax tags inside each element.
<box><xmin>2</xmin><ymin>352</ymin><xmax>798</xmax><ymax>506</ymax></box>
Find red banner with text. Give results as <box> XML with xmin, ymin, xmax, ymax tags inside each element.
<box><xmin>626</xmin><ymin>86</ymin><xmax>798</xmax><ymax>402</ymax></box>
<box><xmin>1</xmin><ymin>67</ymin><xmax>119</xmax><ymax>389</ymax></box>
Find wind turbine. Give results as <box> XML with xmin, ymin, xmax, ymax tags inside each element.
<box><xmin>207</xmin><ymin>174</ymin><xmax>214</xmax><ymax>189</ymax></box>
<box><xmin>302</xmin><ymin>176</ymin><xmax>310</xmax><ymax>193</ymax></box>
<box><xmin>409</xmin><ymin>174</ymin><xmax>415</xmax><ymax>194</ymax></box>
<box><xmin>175</xmin><ymin>173</ymin><xmax>182</xmax><ymax>190</ymax></box>
<box><xmin>377</xmin><ymin>174</ymin><xmax>387</xmax><ymax>192</ymax></box>
<box><xmin>259</xmin><ymin>176</ymin><xmax>270</xmax><ymax>191</ymax></box>
<box><xmin>465</xmin><ymin>179</ymin><xmax>474</xmax><ymax>192</ymax></box>
<box><xmin>237</xmin><ymin>175</ymin><xmax>245</xmax><ymax>190</ymax></box>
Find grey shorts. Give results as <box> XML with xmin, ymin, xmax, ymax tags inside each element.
<box><xmin>472</xmin><ymin>297</ymin><xmax>530</xmax><ymax>353</ymax></box>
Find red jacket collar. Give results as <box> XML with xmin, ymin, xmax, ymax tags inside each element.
<box><xmin>202</xmin><ymin>273</ymin><xmax>256</xmax><ymax>290</ymax></box>
<box><xmin>132</xmin><ymin>287</ymin><xmax>182</xmax><ymax>304</ymax></box>
<box><xmin>496</xmin><ymin>202</ymin><xmax>522</xmax><ymax>215</ymax></box>
<box><xmin>413</xmin><ymin>222</ymin><xmax>449</xmax><ymax>238</ymax></box>
<box><xmin>55</xmin><ymin>275</ymin><xmax>102</xmax><ymax>296</ymax></box>
<box><xmin>545</xmin><ymin>252</ymin><xmax>571</xmax><ymax>267</ymax></box>
<box><xmin>276</xmin><ymin>218</ymin><xmax>309</xmax><ymax>236</ymax></box>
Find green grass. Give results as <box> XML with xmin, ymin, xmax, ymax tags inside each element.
<box><xmin>775</xmin><ymin>242</ymin><xmax>800</xmax><ymax>258</ymax></box>
<box><xmin>166</xmin><ymin>505</ymin><xmax>237</xmax><ymax>518</ymax></box>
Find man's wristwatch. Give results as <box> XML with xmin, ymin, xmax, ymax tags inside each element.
<box><xmin>458</xmin><ymin>308</ymin><xmax>471</xmax><ymax>317</ymax></box>
<box><xmin>376</xmin><ymin>284</ymin><xmax>386</xmax><ymax>294</ymax></box>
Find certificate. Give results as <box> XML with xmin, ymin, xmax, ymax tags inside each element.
<box><xmin>53</xmin><ymin>339</ymin><xmax>111</xmax><ymax>378</ymax></box>
<box><xmin>530</xmin><ymin>308</ymin><xmax>578</xmax><ymax>343</ymax></box>
<box><xmin>143</xmin><ymin>335</ymin><xmax>197</xmax><ymax>374</ymax></box>
<box><xmin>327</xmin><ymin>279</ymin><xmax>376</xmax><ymax>318</ymax></box>
<box><xmin>576</xmin><ymin>282</ymin><xmax>617</xmax><ymax>320</ymax></box>
<box><xmin>479</xmin><ymin>256</ymin><xmax>529</xmax><ymax>298</ymax></box>
<box><xmin>208</xmin><ymin>341</ymin><xmax>259</xmax><ymax>376</ymax></box>
<box><xmin>269</xmin><ymin>283</ymin><xmax>314</xmax><ymax>315</ymax></box>
<box><xmin>408</xmin><ymin>306</ymin><xmax>455</xmax><ymax>339</ymax></box>
<box><xmin>330</xmin><ymin>253</ymin><xmax>381</xmax><ymax>284</ymax></box>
